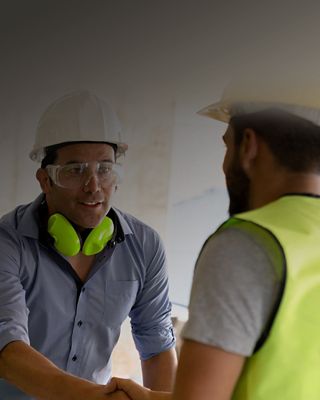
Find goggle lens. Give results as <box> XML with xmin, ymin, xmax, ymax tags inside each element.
<box><xmin>46</xmin><ymin>161</ymin><xmax>121</xmax><ymax>189</ymax></box>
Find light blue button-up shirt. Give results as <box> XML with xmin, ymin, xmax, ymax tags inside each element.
<box><xmin>0</xmin><ymin>195</ymin><xmax>175</xmax><ymax>399</ymax></box>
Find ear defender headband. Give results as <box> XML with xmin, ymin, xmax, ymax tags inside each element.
<box><xmin>47</xmin><ymin>213</ymin><xmax>114</xmax><ymax>257</ymax></box>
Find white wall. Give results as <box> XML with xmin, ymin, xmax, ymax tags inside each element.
<box><xmin>2</xmin><ymin>0</ymin><xmax>320</xmax><ymax>306</ymax></box>
<box><xmin>1</xmin><ymin>1</ymin><xmax>233</xmax><ymax>282</ymax></box>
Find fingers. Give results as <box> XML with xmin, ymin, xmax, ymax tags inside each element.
<box><xmin>106</xmin><ymin>377</ymin><xmax>170</xmax><ymax>400</ymax></box>
<box><xmin>105</xmin><ymin>378</ymin><xmax>118</xmax><ymax>394</ymax></box>
<box><xmin>110</xmin><ymin>378</ymin><xmax>151</xmax><ymax>400</ymax></box>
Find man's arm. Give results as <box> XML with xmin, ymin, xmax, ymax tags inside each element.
<box><xmin>173</xmin><ymin>339</ymin><xmax>245</xmax><ymax>400</ymax></box>
<box><xmin>129</xmin><ymin>227</ymin><xmax>177</xmax><ymax>389</ymax></box>
<box><xmin>141</xmin><ymin>348</ymin><xmax>177</xmax><ymax>391</ymax></box>
<box><xmin>0</xmin><ymin>341</ymin><xmax>129</xmax><ymax>400</ymax></box>
<box><xmin>111</xmin><ymin>340</ymin><xmax>244</xmax><ymax>400</ymax></box>
<box><xmin>106</xmin><ymin>378</ymin><xmax>170</xmax><ymax>400</ymax></box>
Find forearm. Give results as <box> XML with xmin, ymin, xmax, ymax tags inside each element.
<box><xmin>141</xmin><ymin>349</ymin><xmax>177</xmax><ymax>391</ymax></box>
<box><xmin>0</xmin><ymin>341</ymin><xmax>104</xmax><ymax>400</ymax></box>
<box><xmin>148</xmin><ymin>391</ymin><xmax>171</xmax><ymax>400</ymax></box>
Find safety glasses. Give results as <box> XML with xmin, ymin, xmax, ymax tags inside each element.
<box><xmin>45</xmin><ymin>161</ymin><xmax>122</xmax><ymax>189</ymax></box>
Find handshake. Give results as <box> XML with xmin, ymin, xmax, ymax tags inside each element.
<box><xmin>104</xmin><ymin>378</ymin><xmax>171</xmax><ymax>400</ymax></box>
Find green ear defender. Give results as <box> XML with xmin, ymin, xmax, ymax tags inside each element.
<box><xmin>47</xmin><ymin>214</ymin><xmax>80</xmax><ymax>256</ymax></box>
<box><xmin>47</xmin><ymin>213</ymin><xmax>114</xmax><ymax>257</ymax></box>
<box><xmin>82</xmin><ymin>216</ymin><xmax>114</xmax><ymax>256</ymax></box>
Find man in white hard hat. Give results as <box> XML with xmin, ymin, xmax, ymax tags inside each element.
<box><xmin>106</xmin><ymin>80</ymin><xmax>320</xmax><ymax>399</ymax></box>
<box><xmin>0</xmin><ymin>91</ymin><xmax>177</xmax><ymax>400</ymax></box>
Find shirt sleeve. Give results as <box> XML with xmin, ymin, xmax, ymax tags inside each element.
<box><xmin>0</xmin><ymin>224</ymin><xmax>30</xmax><ymax>351</ymax></box>
<box><xmin>129</xmin><ymin>228</ymin><xmax>175</xmax><ymax>360</ymax></box>
<box><xmin>181</xmin><ymin>227</ymin><xmax>283</xmax><ymax>356</ymax></box>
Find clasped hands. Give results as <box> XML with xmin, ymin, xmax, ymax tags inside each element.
<box><xmin>104</xmin><ymin>377</ymin><xmax>170</xmax><ymax>400</ymax></box>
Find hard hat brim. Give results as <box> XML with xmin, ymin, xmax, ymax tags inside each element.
<box><xmin>197</xmin><ymin>101</ymin><xmax>231</xmax><ymax>123</ymax></box>
<box><xmin>30</xmin><ymin>141</ymin><xmax>128</xmax><ymax>163</ymax></box>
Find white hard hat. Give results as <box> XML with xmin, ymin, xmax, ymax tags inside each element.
<box><xmin>198</xmin><ymin>78</ymin><xmax>320</xmax><ymax>126</ymax></box>
<box><xmin>30</xmin><ymin>90</ymin><xmax>128</xmax><ymax>162</ymax></box>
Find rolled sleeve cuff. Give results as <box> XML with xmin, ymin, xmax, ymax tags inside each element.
<box><xmin>133</xmin><ymin>326</ymin><xmax>176</xmax><ymax>360</ymax></box>
<box><xmin>0</xmin><ymin>327</ymin><xmax>30</xmax><ymax>352</ymax></box>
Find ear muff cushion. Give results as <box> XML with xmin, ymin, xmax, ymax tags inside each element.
<box><xmin>48</xmin><ymin>214</ymin><xmax>81</xmax><ymax>256</ymax></box>
<box><xmin>82</xmin><ymin>216</ymin><xmax>114</xmax><ymax>256</ymax></box>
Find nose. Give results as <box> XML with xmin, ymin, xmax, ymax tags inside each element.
<box><xmin>83</xmin><ymin>172</ymin><xmax>101</xmax><ymax>193</ymax></box>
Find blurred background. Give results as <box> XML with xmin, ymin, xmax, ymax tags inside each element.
<box><xmin>2</xmin><ymin>0</ymin><xmax>320</xmax><ymax>382</ymax></box>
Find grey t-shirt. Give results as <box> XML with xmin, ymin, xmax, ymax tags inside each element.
<box><xmin>181</xmin><ymin>227</ymin><xmax>284</xmax><ymax>356</ymax></box>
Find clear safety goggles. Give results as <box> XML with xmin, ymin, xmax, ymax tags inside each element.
<box><xmin>45</xmin><ymin>161</ymin><xmax>122</xmax><ymax>189</ymax></box>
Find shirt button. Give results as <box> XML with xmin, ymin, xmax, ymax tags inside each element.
<box><xmin>77</xmin><ymin>320</ymin><xmax>83</xmax><ymax>327</ymax></box>
<box><xmin>81</xmin><ymin>287</ymin><xmax>86</xmax><ymax>292</ymax></box>
<box><xmin>72</xmin><ymin>355</ymin><xmax>77</xmax><ymax>362</ymax></box>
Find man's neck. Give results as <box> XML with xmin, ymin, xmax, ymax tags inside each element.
<box><xmin>250</xmin><ymin>171</ymin><xmax>320</xmax><ymax>210</ymax></box>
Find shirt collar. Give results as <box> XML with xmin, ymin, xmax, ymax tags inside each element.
<box><xmin>17</xmin><ymin>194</ymin><xmax>133</xmax><ymax>239</ymax></box>
<box><xmin>109</xmin><ymin>207</ymin><xmax>133</xmax><ymax>236</ymax></box>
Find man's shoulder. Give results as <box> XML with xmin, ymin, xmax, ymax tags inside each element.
<box><xmin>0</xmin><ymin>204</ymin><xmax>27</xmax><ymax>229</ymax></box>
<box><xmin>0</xmin><ymin>196</ymin><xmax>42</xmax><ymax>236</ymax></box>
<box><xmin>0</xmin><ymin>206</ymin><xmax>27</xmax><ymax>246</ymax></box>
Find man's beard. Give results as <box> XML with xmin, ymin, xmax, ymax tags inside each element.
<box><xmin>226</xmin><ymin>156</ymin><xmax>251</xmax><ymax>216</ymax></box>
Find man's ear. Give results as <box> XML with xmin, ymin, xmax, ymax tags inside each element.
<box><xmin>36</xmin><ymin>168</ymin><xmax>52</xmax><ymax>194</ymax></box>
<box><xmin>239</xmin><ymin>128</ymin><xmax>259</xmax><ymax>176</ymax></box>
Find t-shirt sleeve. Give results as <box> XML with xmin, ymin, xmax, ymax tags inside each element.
<box><xmin>181</xmin><ymin>227</ymin><xmax>283</xmax><ymax>356</ymax></box>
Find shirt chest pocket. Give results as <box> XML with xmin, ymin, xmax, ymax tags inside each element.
<box><xmin>103</xmin><ymin>280</ymin><xmax>139</xmax><ymax>328</ymax></box>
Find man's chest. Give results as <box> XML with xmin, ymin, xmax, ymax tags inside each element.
<box><xmin>67</xmin><ymin>253</ymin><xmax>96</xmax><ymax>282</ymax></box>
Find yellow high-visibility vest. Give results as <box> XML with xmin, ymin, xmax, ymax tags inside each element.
<box><xmin>219</xmin><ymin>195</ymin><xmax>320</xmax><ymax>400</ymax></box>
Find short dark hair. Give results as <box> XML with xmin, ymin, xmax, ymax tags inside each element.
<box><xmin>231</xmin><ymin>109</ymin><xmax>320</xmax><ymax>173</ymax></box>
<box><xmin>40</xmin><ymin>141</ymin><xmax>118</xmax><ymax>168</ymax></box>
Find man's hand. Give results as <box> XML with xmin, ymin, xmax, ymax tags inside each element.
<box><xmin>0</xmin><ymin>341</ymin><xmax>131</xmax><ymax>400</ymax></box>
<box><xmin>106</xmin><ymin>378</ymin><xmax>171</xmax><ymax>400</ymax></box>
